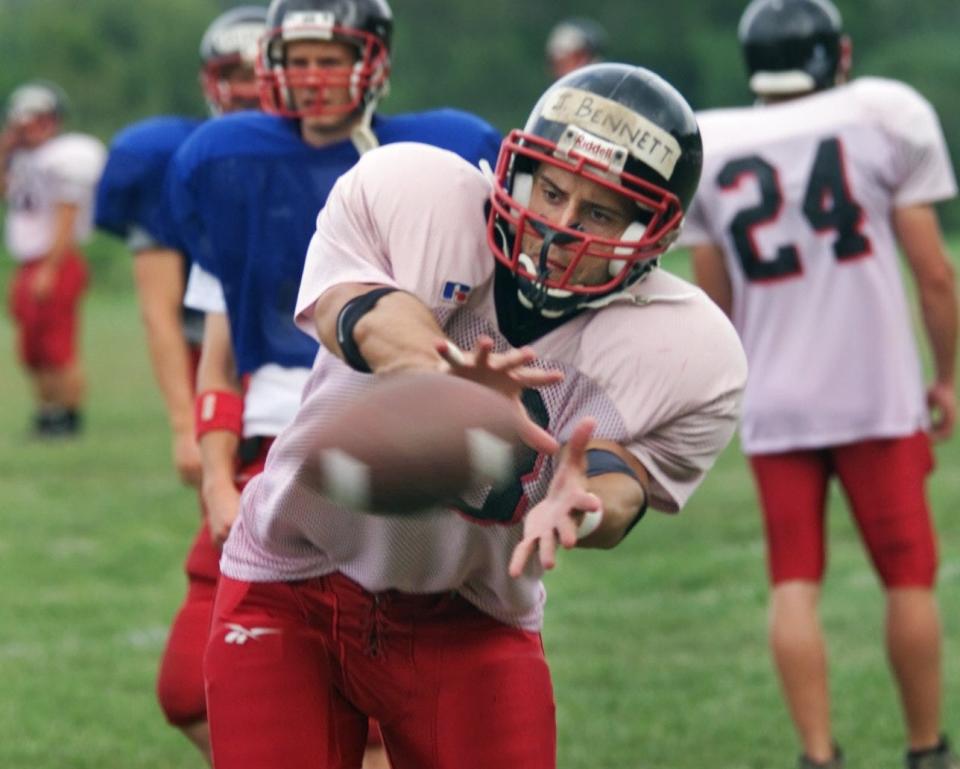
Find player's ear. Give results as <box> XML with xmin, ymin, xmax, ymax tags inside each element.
<box><xmin>837</xmin><ymin>35</ymin><xmax>853</xmax><ymax>85</ymax></box>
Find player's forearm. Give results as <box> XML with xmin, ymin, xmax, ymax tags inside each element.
<box><xmin>919</xmin><ymin>280</ymin><xmax>958</xmax><ymax>385</ymax></box>
<box><xmin>692</xmin><ymin>244</ymin><xmax>733</xmax><ymax>317</ymax></box>
<box><xmin>580</xmin><ymin>472</ymin><xmax>648</xmax><ymax>549</ymax></box>
<box><xmin>42</xmin><ymin>202</ymin><xmax>79</xmax><ymax>267</ymax></box>
<box><xmin>316</xmin><ymin>282</ymin><xmax>448</xmax><ymax>374</ymax></box>
<box><xmin>141</xmin><ymin>314</ymin><xmax>196</xmax><ymax>434</ymax></box>
<box><xmin>133</xmin><ymin>251</ymin><xmax>196</xmax><ymax>433</ymax></box>
<box><xmin>200</xmin><ymin>431</ymin><xmax>240</xmax><ymax>489</ymax></box>
<box><xmin>197</xmin><ymin>313</ymin><xmax>242</xmax><ymax>393</ymax></box>
<box><xmin>196</xmin><ymin>311</ymin><xmax>243</xmax><ymax>484</ymax></box>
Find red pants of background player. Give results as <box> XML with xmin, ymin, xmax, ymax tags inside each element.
<box><xmin>8</xmin><ymin>251</ymin><xmax>88</xmax><ymax>369</ymax></box>
<box><xmin>750</xmin><ymin>431</ymin><xmax>937</xmax><ymax>587</ymax></box>
<box><xmin>204</xmin><ymin>571</ymin><xmax>557</xmax><ymax>769</ymax></box>
<box><xmin>156</xmin><ymin>437</ymin><xmax>273</xmax><ymax>727</ymax></box>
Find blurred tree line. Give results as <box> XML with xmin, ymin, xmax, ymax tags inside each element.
<box><xmin>0</xmin><ymin>0</ymin><xmax>958</xmax><ymax>226</ymax></box>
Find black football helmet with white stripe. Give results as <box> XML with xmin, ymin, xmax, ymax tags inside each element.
<box><xmin>739</xmin><ymin>0</ymin><xmax>845</xmax><ymax>97</ymax></box>
<box><xmin>487</xmin><ymin>63</ymin><xmax>702</xmax><ymax>317</ymax></box>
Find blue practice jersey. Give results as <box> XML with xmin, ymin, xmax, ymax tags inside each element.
<box><xmin>167</xmin><ymin>109</ymin><xmax>502</xmax><ymax>375</ymax></box>
<box><xmin>96</xmin><ymin>115</ymin><xmax>205</xmax><ymax>342</ymax></box>
<box><xmin>96</xmin><ymin>115</ymin><xmax>203</xmax><ymax>248</ymax></box>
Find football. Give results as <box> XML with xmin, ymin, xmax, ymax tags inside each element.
<box><xmin>298</xmin><ymin>372</ymin><xmax>525</xmax><ymax>514</ymax></box>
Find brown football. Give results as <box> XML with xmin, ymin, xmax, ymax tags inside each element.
<box><xmin>298</xmin><ymin>372</ymin><xmax>524</xmax><ymax>514</ymax></box>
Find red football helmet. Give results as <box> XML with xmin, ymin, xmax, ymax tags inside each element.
<box><xmin>199</xmin><ymin>6</ymin><xmax>268</xmax><ymax>114</ymax></box>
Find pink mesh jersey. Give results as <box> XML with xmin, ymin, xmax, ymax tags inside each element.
<box><xmin>221</xmin><ymin>143</ymin><xmax>746</xmax><ymax>630</ymax></box>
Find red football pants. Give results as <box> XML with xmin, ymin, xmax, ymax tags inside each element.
<box><xmin>9</xmin><ymin>251</ymin><xmax>88</xmax><ymax>369</ymax></box>
<box><xmin>156</xmin><ymin>437</ymin><xmax>272</xmax><ymax>727</ymax></box>
<box><xmin>750</xmin><ymin>431</ymin><xmax>937</xmax><ymax>587</ymax></box>
<box><xmin>205</xmin><ymin>572</ymin><xmax>557</xmax><ymax>769</ymax></box>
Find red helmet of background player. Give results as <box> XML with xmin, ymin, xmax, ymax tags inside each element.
<box><xmin>487</xmin><ymin>63</ymin><xmax>703</xmax><ymax>318</ymax></box>
<box><xmin>256</xmin><ymin>0</ymin><xmax>392</xmax><ymax>120</ymax></box>
<box><xmin>199</xmin><ymin>5</ymin><xmax>268</xmax><ymax>115</ymax></box>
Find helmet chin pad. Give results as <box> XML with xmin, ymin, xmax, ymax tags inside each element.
<box><xmin>511</xmin><ymin>172</ymin><xmax>533</xmax><ymax>207</ymax></box>
<box><xmin>610</xmin><ymin>221</ymin><xmax>645</xmax><ymax>275</ymax></box>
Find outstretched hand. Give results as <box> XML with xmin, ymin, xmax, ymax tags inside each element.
<box><xmin>927</xmin><ymin>381</ymin><xmax>956</xmax><ymax>442</ymax></box>
<box><xmin>508</xmin><ymin>417</ymin><xmax>601</xmax><ymax>578</ymax></box>
<box><xmin>437</xmin><ymin>335</ymin><xmax>562</xmax><ymax>455</ymax></box>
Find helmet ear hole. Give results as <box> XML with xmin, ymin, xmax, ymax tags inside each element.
<box><xmin>511</xmin><ymin>172</ymin><xmax>533</xmax><ymax>207</ymax></box>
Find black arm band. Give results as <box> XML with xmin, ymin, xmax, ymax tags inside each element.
<box><xmin>585</xmin><ymin>449</ymin><xmax>648</xmax><ymax>533</ymax></box>
<box><xmin>585</xmin><ymin>449</ymin><xmax>639</xmax><ymax>480</ymax></box>
<box><xmin>334</xmin><ymin>287</ymin><xmax>400</xmax><ymax>373</ymax></box>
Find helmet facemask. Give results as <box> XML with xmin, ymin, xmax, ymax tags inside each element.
<box><xmin>487</xmin><ymin>128</ymin><xmax>683</xmax><ymax>318</ymax></box>
<box><xmin>256</xmin><ymin>14</ymin><xmax>389</xmax><ymax>122</ymax></box>
<box><xmin>201</xmin><ymin>55</ymin><xmax>262</xmax><ymax>115</ymax></box>
<box><xmin>199</xmin><ymin>10</ymin><xmax>266</xmax><ymax>115</ymax></box>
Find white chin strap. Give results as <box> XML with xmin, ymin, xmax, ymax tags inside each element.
<box><xmin>350</xmin><ymin>98</ymin><xmax>380</xmax><ymax>155</ymax></box>
<box><xmin>512</xmin><ymin>172</ymin><xmax>533</xmax><ymax>206</ymax></box>
<box><xmin>610</xmin><ymin>221</ymin><xmax>646</xmax><ymax>277</ymax></box>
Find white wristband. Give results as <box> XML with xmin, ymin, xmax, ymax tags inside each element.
<box><xmin>576</xmin><ymin>506</ymin><xmax>604</xmax><ymax>540</ymax></box>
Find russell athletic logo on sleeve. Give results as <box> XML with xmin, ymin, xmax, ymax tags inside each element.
<box><xmin>441</xmin><ymin>281</ymin><xmax>473</xmax><ymax>305</ymax></box>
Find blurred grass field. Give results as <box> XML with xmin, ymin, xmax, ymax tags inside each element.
<box><xmin>0</xmin><ymin>241</ymin><xmax>958</xmax><ymax>769</ymax></box>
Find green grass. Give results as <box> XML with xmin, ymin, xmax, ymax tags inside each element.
<box><xmin>1</xmin><ymin>247</ymin><xmax>959</xmax><ymax>768</ymax></box>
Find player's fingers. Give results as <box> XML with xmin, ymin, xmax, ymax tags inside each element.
<box><xmin>931</xmin><ymin>415</ymin><xmax>953</xmax><ymax>442</ymax></box>
<box><xmin>508</xmin><ymin>537</ymin><xmax>537</xmax><ymax>578</ymax></box>
<box><xmin>538</xmin><ymin>528</ymin><xmax>559</xmax><ymax>571</ymax></box>
<box><xmin>436</xmin><ymin>339</ymin><xmax>468</xmax><ymax>368</ymax></box>
<box><xmin>211</xmin><ymin>525</ymin><xmax>228</xmax><ymax>548</ymax></box>
<box><xmin>510</xmin><ymin>366</ymin><xmax>564</xmax><ymax>387</ymax></box>
<box><xmin>518</xmin><ymin>416</ymin><xmax>559</xmax><ymax>455</ymax></box>
<box><xmin>473</xmin><ymin>336</ymin><xmax>494</xmax><ymax>369</ymax></box>
<box><xmin>180</xmin><ymin>465</ymin><xmax>202</xmax><ymax>488</ymax></box>
<box><xmin>566</xmin><ymin>417</ymin><xmax>597</xmax><ymax>462</ymax></box>
<box><xmin>557</xmin><ymin>515</ymin><xmax>579</xmax><ymax>549</ymax></box>
<box><xmin>487</xmin><ymin>349</ymin><xmax>533</xmax><ymax>375</ymax></box>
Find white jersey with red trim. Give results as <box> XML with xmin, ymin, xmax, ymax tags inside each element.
<box><xmin>4</xmin><ymin>133</ymin><xmax>106</xmax><ymax>263</ymax></box>
<box><xmin>681</xmin><ymin>78</ymin><xmax>957</xmax><ymax>454</ymax></box>
<box><xmin>221</xmin><ymin>143</ymin><xmax>746</xmax><ymax>631</ymax></box>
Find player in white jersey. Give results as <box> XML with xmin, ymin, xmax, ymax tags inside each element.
<box><xmin>1</xmin><ymin>81</ymin><xmax>105</xmax><ymax>438</ymax></box>
<box><xmin>202</xmin><ymin>63</ymin><xmax>746</xmax><ymax>769</ymax></box>
<box><xmin>680</xmin><ymin>2</ymin><xmax>959</xmax><ymax>768</ymax></box>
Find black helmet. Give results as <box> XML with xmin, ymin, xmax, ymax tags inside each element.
<box><xmin>487</xmin><ymin>63</ymin><xmax>702</xmax><ymax>318</ymax></box>
<box><xmin>199</xmin><ymin>6</ymin><xmax>268</xmax><ymax>114</ymax></box>
<box><xmin>257</xmin><ymin>0</ymin><xmax>392</xmax><ymax>119</ymax></box>
<box><xmin>6</xmin><ymin>80</ymin><xmax>68</xmax><ymax>125</ymax></box>
<box><xmin>739</xmin><ymin>0</ymin><xmax>844</xmax><ymax>96</ymax></box>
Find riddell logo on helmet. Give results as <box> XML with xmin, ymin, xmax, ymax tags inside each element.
<box><xmin>557</xmin><ymin>126</ymin><xmax>627</xmax><ymax>174</ymax></box>
<box><xmin>573</xmin><ymin>134</ymin><xmax>616</xmax><ymax>164</ymax></box>
<box><xmin>283</xmin><ymin>11</ymin><xmax>336</xmax><ymax>40</ymax></box>
<box><xmin>543</xmin><ymin>87</ymin><xmax>681</xmax><ymax>180</ymax></box>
